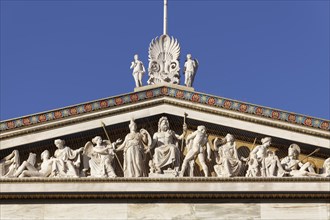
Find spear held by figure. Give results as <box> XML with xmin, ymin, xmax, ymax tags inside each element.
<box><xmin>101</xmin><ymin>121</ymin><xmax>124</xmax><ymax>173</ymax></box>
<box><xmin>181</xmin><ymin>112</ymin><xmax>188</xmax><ymax>152</ymax></box>
<box><xmin>288</xmin><ymin>148</ymin><xmax>320</xmax><ymax>170</ymax></box>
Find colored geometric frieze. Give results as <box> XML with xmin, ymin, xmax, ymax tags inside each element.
<box><xmin>0</xmin><ymin>86</ymin><xmax>329</xmax><ymax>132</ymax></box>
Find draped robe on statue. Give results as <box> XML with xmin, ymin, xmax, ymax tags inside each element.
<box><xmin>53</xmin><ymin>147</ymin><xmax>81</xmax><ymax>177</ymax></box>
<box><xmin>152</xmin><ymin>130</ymin><xmax>180</xmax><ymax>171</ymax></box>
<box><xmin>121</xmin><ymin>133</ymin><xmax>146</xmax><ymax>177</ymax></box>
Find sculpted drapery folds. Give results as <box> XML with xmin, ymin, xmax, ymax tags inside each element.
<box><xmin>1</xmin><ymin>118</ymin><xmax>328</xmax><ymax>179</ymax></box>
<box><xmin>14</xmin><ymin>150</ymin><xmax>54</xmax><ymax>178</ymax></box>
<box><xmin>248</xmin><ymin>137</ymin><xmax>286</xmax><ymax>177</ymax></box>
<box><xmin>53</xmin><ymin>139</ymin><xmax>83</xmax><ymax>177</ymax></box>
<box><xmin>0</xmin><ymin>150</ymin><xmax>20</xmax><ymax>177</ymax></box>
<box><xmin>148</xmin><ymin>116</ymin><xmax>186</xmax><ymax>174</ymax></box>
<box><xmin>280</xmin><ymin>144</ymin><xmax>318</xmax><ymax>177</ymax></box>
<box><xmin>213</xmin><ymin>134</ymin><xmax>242</xmax><ymax>177</ymax></box>
<box><xmin>116</xmin><ymin>119</ymin><xmax>151</xmax><ymax>177</ymax></box>
<box><xmin>183</xmin><ymin>54</ymin><xmax>199</xmax><ymax>87</ymax></box>
<box><xmin>83</xmin><ymin>136</ymin><xmax>121</xmax><ymax>178</ymax></box>
<box><xmin>130</xmin><ymin>54</ymin><xmax>145</xmax><ymax>88</ymax></box>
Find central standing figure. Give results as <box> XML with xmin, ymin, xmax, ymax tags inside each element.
<box><xmin>148</xmin><ymin>117</ymin><xmax>187</xmax><ymax>174</ymax></box>
<box><xmin>116</xmin><ymin>119</ymin><xmax>151</xmax><ymax>177</ymax></box>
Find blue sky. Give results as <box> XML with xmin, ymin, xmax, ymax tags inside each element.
<box><xmin>1</xmin><ymin>0</ymin><xmax>329</xmax><ymax>120</ymax></box>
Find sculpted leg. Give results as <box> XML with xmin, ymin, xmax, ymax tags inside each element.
<box><xmin>180</xmin><ymin>149</ymin><xmax>197</xmax><ymax>177</ymax></box>
<box><xmin>198</xmin><ymin>153</ymin><xmax>208</xmax><ymax>177</ymax></box>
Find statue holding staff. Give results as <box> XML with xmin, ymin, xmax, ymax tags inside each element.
<box><xmin>148</xmin><ymin>116</ymin><xmax>187</xmax><ymax>174</ymax></box>
<box><xmin>83</xmin><ymin>136</ymin><xmax>122</xmax><ymax>178</ymax></box>
<box><xmin>180</xmin><ymin>125</ymin><xmax>211</xmax><ymax>177</ymax></box>
<box><xmin>116</xmin><ymin>119</ymin><xmax>151</xmax><ymax>177</ymax></box>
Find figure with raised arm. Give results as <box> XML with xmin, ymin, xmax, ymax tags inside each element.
<box><xmin>213</xmin><ymin>134</ymin><xmax>242</xmax><ymax>177</ymax></box>
<box><xmin>180</xmin><ymin>125</ymin><xmax>211</xmax><ymax>177</ymax></box>
<box><xmin>0</xmin><ymin>150</ymin><xmax>20</xmax><ymax>178</ymax></box>
<box><xmin>83</xmin><ymin>136</ymin><xmax>121</xmax><ymax>178</ymax></box>
<box><xmin>116</xmin><ymin>119</ymin><xmax>151</xmax><ymax>177</ymax></box>
<box><xmin>130</xmin><ymin>54</ymin><xmax>145</xmax><ymax>87</ymax></box>
<box><xmin>184</xmin><ymin>54</ymin><xmax>198</xmax><ymax>87</ymax></box>
<box><xmin>148</xmin><ymin>116</ymin><xmax>187</xmax><ymax>175</ymax></box>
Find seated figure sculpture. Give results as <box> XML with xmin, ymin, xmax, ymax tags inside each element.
<box><xmin>280</xmin><ymin>143</ymin><xmax>318</xmax><ymax>177</ymax></box>
<box><xmin>14</xmin><ymin>150</ymin><xmax>54</xmax><ymax>178</ymax></box>
<box><xmin>248</xmin><ymin>137</ymin><xmax>284</xmax><ymax>177</ymax></box>
<box><xmin>180</xmin><ymin>125</ymin><xmax>211</xmax><ymax>177</ymax></box>
<box><xmin>83</xmin><ymin>136</ymin><xmax>121</xmax><ymax>178</ymax></box>
<box><xmin>148</xmin><ymin>117</ymin><xmax>186</xmax><ymax>175</ymax></box>
<box><xmin>213</xmin><ymin>134</ymin><xmax>242</xmax><ymax>177</ymax></box>
<box><xmin>0</xmin><ymin>150</ymin><xmax>20</xmax><ymax>178</ymax></box>
<box><xmin>53</xmin><ymin>139</ymin><xmax>83</xmax><ymax>177</ymax></box>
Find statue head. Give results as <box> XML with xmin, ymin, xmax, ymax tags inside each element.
<box><xmin>41</xmin><ymin>150</ymin><xmax>50</xmax><ymax>160</ymax></box>
<box><xmin>197</xmin><ymin>125</ymin><xmax>206</xmax><ymax>134</ymax></box>
<box><xmin>158</xmin><ymin>116</ymin><xmax>169</xmax><ymax>132</ymax></box>
<box><xmin>134</xmin><ymin>54</ymin><xmax>139</xmax><ymax>60</ymax></box>
<box><xmin>288</xmin><ymin>144</ymin><xmax>301</xmax><ymax>159</ymax></box>
<box><xmin>225</xmin><ymin>133</ymin><xmax>234</xmax><ymax>143</ymax></box>
<box><xmin>92</xmin><ymin>136</ymin><xmax>103</xmax><ymax>145</ymax></box>
<box><xmin>54</xmin><ymin>139</ymin><xmax>65</xmax><ymax>149</ymax></box>
<box><xmin>186</xmin><ymin>54</ymin><xmax>192</xmax><ymax>59</ymax></box>
<box><xmin>129</xmin><ymin>119</ymin><xmax>137</xmax><ymax>132</ymax></box>
<box><xmin>261</xmin><ymin>137</ymin><xmax>271</xmax><ymax>146</ymax></box>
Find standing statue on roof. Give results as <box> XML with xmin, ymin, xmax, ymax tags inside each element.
<box><xmin>130</xmin><ymin>54</ymin><xmax>146</xmax><ymax>88</ymax></box>
<box><xmin>183</xmin><ymin>54</ymin><xmax>198</xmax><ymax>87</ymax></box>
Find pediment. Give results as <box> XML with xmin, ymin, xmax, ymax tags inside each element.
<box><xmin>1</xmin><ymin>84</ymin><xmax>329</xmax><ymax>201</ymax></box>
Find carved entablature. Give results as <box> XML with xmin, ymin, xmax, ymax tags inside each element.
<box><xmin>148</xmin><ymin>35</ymin><xmax>180</xmax><ymax>85</ymax></box>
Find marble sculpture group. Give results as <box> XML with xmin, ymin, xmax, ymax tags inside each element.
<box><xmin>1</xmin><ymin>117</ymin><xmax>329</xmax><ymax>179</ymax></box>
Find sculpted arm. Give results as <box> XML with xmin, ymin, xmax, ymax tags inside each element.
<box><xmin>233</xmin><ymin>143</ymin><xmax>239</xmax><ymax>160</ymax></box>
<box><xmin>130</xmin><ymin>61</ymin><xmax>135</xmax><ymax>69</ymax></box>
<box><xmin>116</xmin><ymin>136</ymin><xmax>127</xmax><ymax>152</ymax></box>
<box><xmin>186</xmin><ymin>130</ymin><xmax>197</xmax><ymax>143</ymax></box>
<box><xmin>206</xmin><ymin>141</ymin><xmax>212</xmax><ymax>161</ymax></box>
<box><xmin>149</xmin><ymin>133</ymin><xmax>158</xmax><ymax>150</ymax></box>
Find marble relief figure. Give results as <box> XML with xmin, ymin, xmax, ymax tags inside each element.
<box><xmin>83</xmin><ymin>136</ymin><xmax>121</xmax><ymax>178</ymax></box>
<box><xmin>14</xmin><ymin>150</ymin><xmax>54</xmax><ymax>178</ymax></box>
<box><xmin>280</xmin><ymin>144</ymin><xmax>318</xmax><ymax>177</ymax></box>
<box><xmin>321</xmin><ymin>158</ymin><xmax>330</xmax><ymax>177</ymax></box>
<box><xmin>116</xmin><ymin>119</ymin><xmax>151</xmax><ymax>177</ymax></box>
<box><xmin>0</xmin><ymin>150</ymin><xmax>20</xmax><ymax>178</ymax></box>
<box><xmin>148</xmin><ymin>117</ymin><xmax>187</xmax><ymax>174</ymax></box>
<box><xmin>213</xmin><ymin>134</ymin><xmax>242</xmax><ymax>177</ymax></box>
<box><xmin>53</xmin><ymin>139</ymin><xmax>83</xmax><ymax>177</ymax></box>
<box><xmin>130</xmin><ymin>54</ymin><xmax>145</xmax><ymax>88</ymax></box>
<box><xmin>180</xmin><ymin>125</ymin><xmax>211</xmax><ymax>177</ymax></box>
